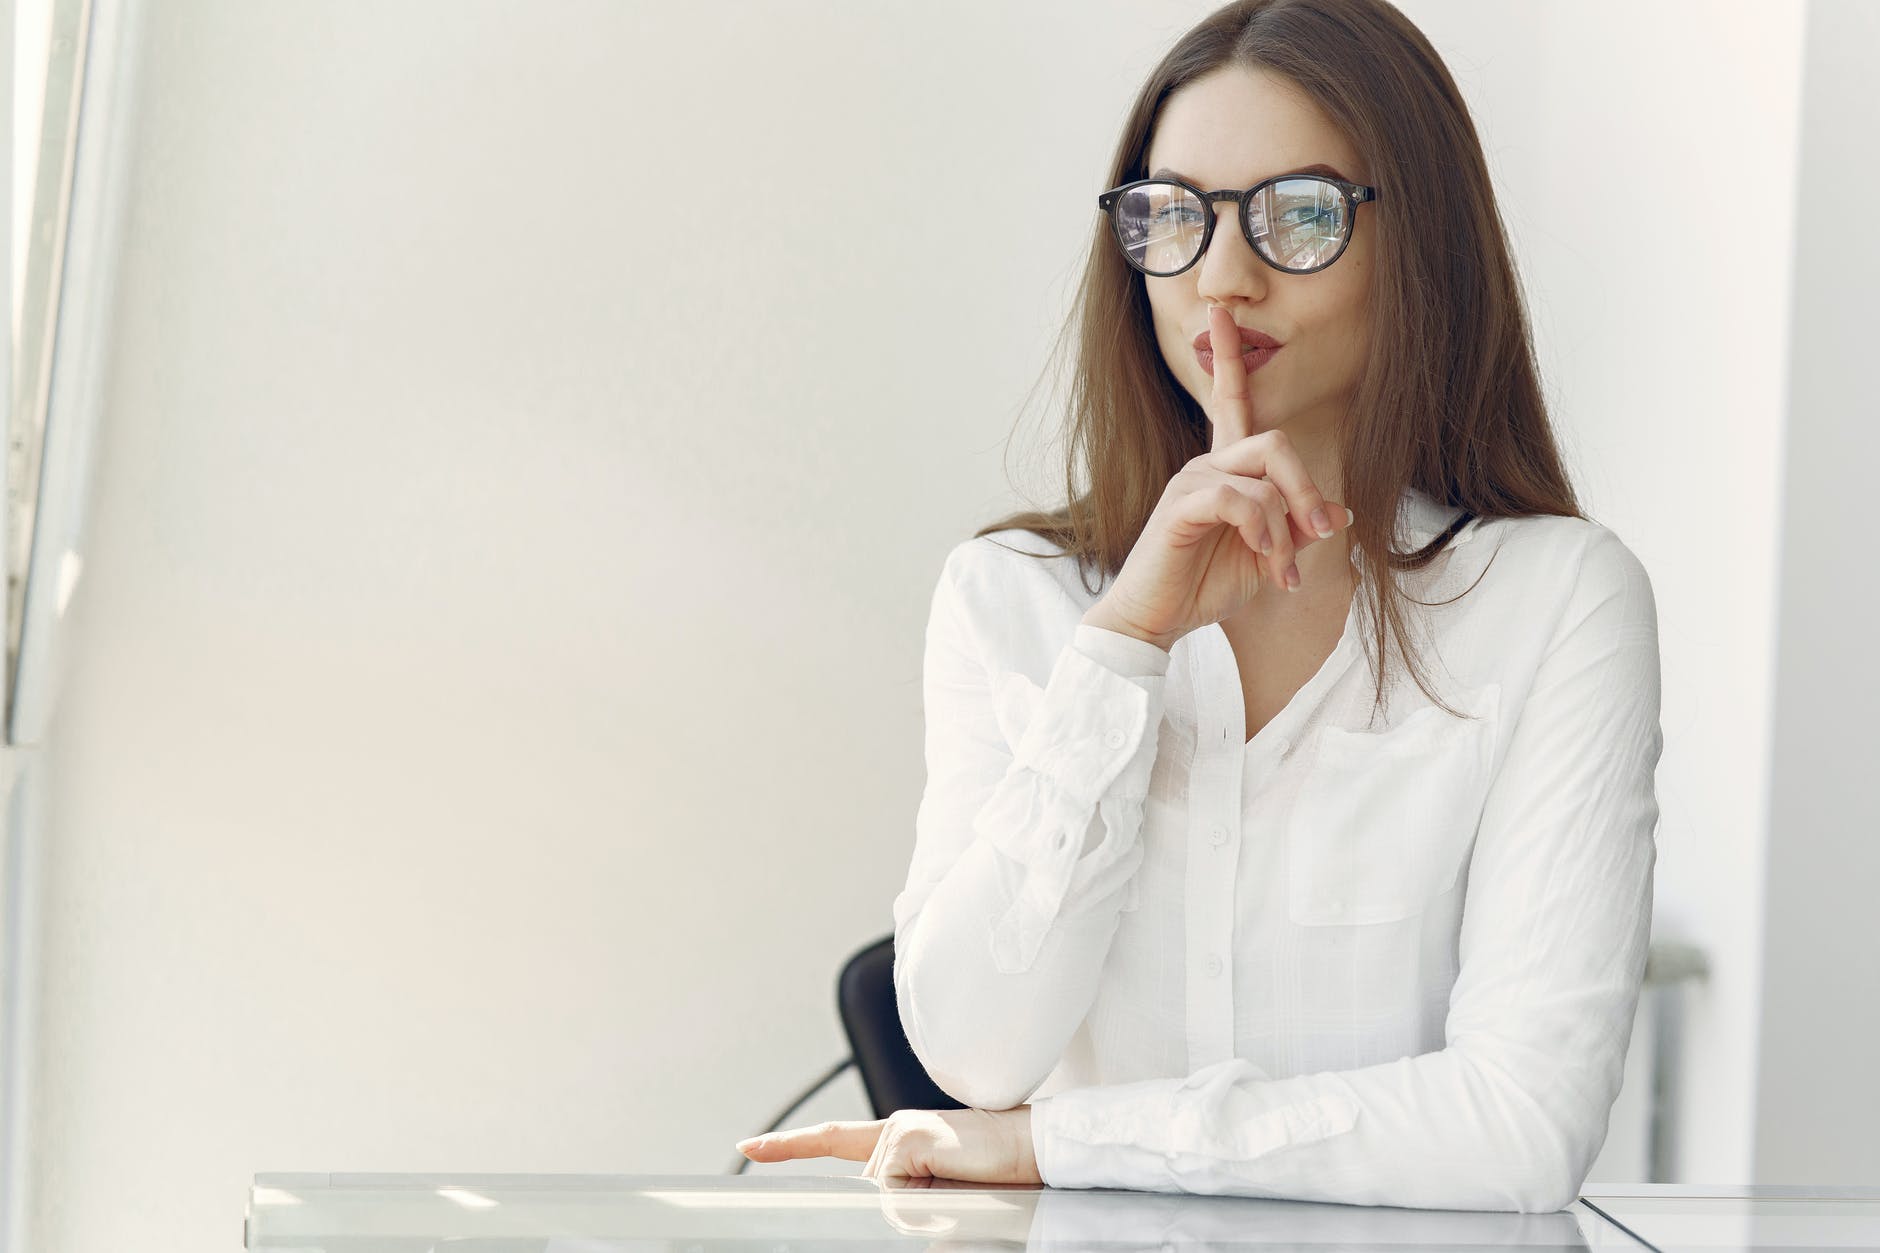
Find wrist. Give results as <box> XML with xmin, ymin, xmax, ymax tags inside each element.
<box><xmin>1082</xmin><ymin>602</ymin><xmax>1176</xmax><ymax>652</ymax></box>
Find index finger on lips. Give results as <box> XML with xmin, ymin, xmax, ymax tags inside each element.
<box><xmin>1206</xmin><ymin>305</ymin><xmax>1255</xmax><ymax>455</ymax></box>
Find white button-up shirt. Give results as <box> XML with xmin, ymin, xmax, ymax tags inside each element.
<box><xmin>891</xmin><ymin>485</ymin><xmax>1663</xmax><ymax>1213</ymax></box>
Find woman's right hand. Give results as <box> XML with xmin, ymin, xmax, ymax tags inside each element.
<box><xmin>1085</xmin><ymin>305</ymin><xmax>1354</xmax><ymax>652</ymax></box>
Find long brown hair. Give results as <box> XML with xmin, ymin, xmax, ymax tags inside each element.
<box><xmin>977</xmin><ymin>0</ymin><xmax>1581</xmax><ymax>719</ymax></box>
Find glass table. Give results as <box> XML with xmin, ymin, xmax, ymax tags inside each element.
<box><xmin>244</xmin><ymin>1173</ymin><xmax>1880</xmax><ymax>1250</ymax></box>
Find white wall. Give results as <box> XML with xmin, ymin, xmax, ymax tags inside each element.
<box><xmin>9</xmin><ymin>3</ymin><xmax>1855</xmax><ymax>1249</ymax></box>
<box><xmin>10</xmin><ymin>0</ymin><xmax>49</xmax><ymax>327</ymax></box>
<box><xmin>1754</xmin><ymin>0</ymin><xmax>1880</xmax><ymax>1186</ymax></box>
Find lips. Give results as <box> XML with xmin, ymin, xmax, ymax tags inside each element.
<box><xmin>1192</xmin><ymin>324</ymin><xmax>1282</xmax><ymax>353</ymax></box>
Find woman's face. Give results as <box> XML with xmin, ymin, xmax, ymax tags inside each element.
<box><xmin>1141</xmin><ymin>65</ymin><xmax>1374</xmax><ymax>478</ymax></box>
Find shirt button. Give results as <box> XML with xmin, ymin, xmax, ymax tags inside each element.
<box><xmin>1209</xmin><ymin>823</ymin><xmax>1228</xmax><ymax>846</ymax></box>
<box><xmin>1103</xmin><ymin>728</ymin><xmax>1126</xmax><ymax>749</ymax></box>
<box><xmin>1274</xmin><ymin>736</ymin><xmax>1292</xmax><ymax>755</ymax></box>
<box><xmin>1205</xmin><ymin>955</ymin><xmax>1223</xmax><ymax>977</ymax></box>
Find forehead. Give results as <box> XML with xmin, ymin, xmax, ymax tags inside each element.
<box><xmin>1146</xmin><ymin>65</ymin><xmax>1362</xmax><ymax>187</ymax></box>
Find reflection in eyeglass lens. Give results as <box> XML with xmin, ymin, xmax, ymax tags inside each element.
<box><xmin>1253</xmin><ymin>177</ymin><xmax>1349</xmax><ymax>271</ymax></box>
<box><xmin>1116</xmin><ymin>177</ymin><xmax>1349</xmax><ymax>274</ymax></box>
<box><xmin>1108</xmin><ymin>183</ymin><xmax>1204</xmax><ymax>275</ymax></box>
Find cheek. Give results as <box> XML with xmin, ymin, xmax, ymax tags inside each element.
<box><xmin>1312</xmin><ymin>282</ymin><xmax>1371</xmax><ymax>357</ymax></box>
<box><xmin>1146</xmin><ymin>288</ymin><xmax>1179</xmax><ymax>336</ymax></box>
<box><xmin>1148</xmin><ymin>294</ymin><xmax>1191</xmax><ymax>361</ymax></box>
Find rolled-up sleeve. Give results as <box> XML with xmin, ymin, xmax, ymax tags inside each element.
<box><xmin>975</xmin><ymin>627</ymin><xmax>1169</xmax><ymax>972</ymax></box>
<box><xmin>892</xmin><ymin>543</ymin><xmax>1170</xmax><ymax>1111</ymax></box>
<box><xmin>1029</xmin><ymin>528</ymin><xmax>1663</xmax><ymax>1213</ymax></box>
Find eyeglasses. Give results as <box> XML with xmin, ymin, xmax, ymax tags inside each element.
<box><xmin>1097</xmin><ymin>173</ymin><xmax>1380</xmax><ymax>277</ymax></box>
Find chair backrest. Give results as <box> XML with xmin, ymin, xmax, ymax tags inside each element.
<box><xmin>836</xmin><ymin>934</ymin><xmax>967</xmax><ymax>1120</ymax></box>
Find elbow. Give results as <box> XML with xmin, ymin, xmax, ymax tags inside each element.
<box><xmin>1506</xmin><ymin>1159</ymin><xmax>1582</xmax><ymax>1215</ymax></box>
<box><xmin>1452</xmin><ymin>1048</ymin><xmax>1598</xmax><ymax>1213</ymax></box>
<box><xmin>902</xmin><ymin>999</ymin><xmax>1044</xmax><ymax>1110</ymax></box>
<box><xmin>1498</xmin><ymin>1107</ymin><xmax>1595</xmax><ymax>1213</ymax></box>
<box><xmin>1514</xmin><ymin>1172</ymin><xmax>1583</xmax><ymax>1216</ymax></box>
<box><xmin>1455</xmin><ymin>1126</ymin><xmax>1580</xmax><ymax>1213</ymax></box>
<box><xmin>922</xmin><ymin>1062</ymin><xmax>1038</xmax><ymax>1113</ymax></box>
<box><xmin>896</xmin><ymin>976</ymin><xmax>1045</xmax><ymax>1112</ymax></box>
<box><xmin>1513</xmin><ymin>1109</ymin><xmax>1609</xmax><ymax>1214</ymax></box>
<box><xmin>894</xmin><ymin>938</ymin><xmax>1051</xmax><ymax>1112</ymax></box>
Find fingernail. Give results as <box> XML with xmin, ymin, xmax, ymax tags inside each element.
<box><xmin>1311</xmin><ymin>507</ymin><xmax>1332</xmax><ymax>539</ymax></box>
<box><xmin>1286</xmin><ymin>564</ymin><xmax>1301</xmax><ymax>591</ymax></box>
<box><xmin>1344</xmin><ymin>506</ymin><xmax>1356</xmax><ymax>527</ymax></box>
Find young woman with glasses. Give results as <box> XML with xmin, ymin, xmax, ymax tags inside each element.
<box><xmin>741</xmin><ymin>0</ymin><xmax>1662</xmax><ymax>1214</ymax></box>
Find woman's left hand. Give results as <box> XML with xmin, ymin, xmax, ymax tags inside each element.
<box><xmin>737</xmin><ymin>1105</ymin><xmax>1042</xmax><ymax>1184</ymax></box>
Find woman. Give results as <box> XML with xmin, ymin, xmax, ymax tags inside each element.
<box><xmin>739</xmin><ymin>0</ymin><xmax>1662</xmax><ymax>1214</ymax></box>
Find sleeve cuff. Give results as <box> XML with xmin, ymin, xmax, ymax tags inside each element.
<box><xmin>1031</xmin><ymin>1085</ymin><xmax>1178</xmax><ymax>1192</ymax></box>
<box><xmin>970</xmin><ymin>636</ymin><xmax>1169</xmax><ymax>973</ymax></box>
<box><xmin>1012</xmin><ymin>637</ymin><xmax>1167</xmax><ymax>805</ymax></box>
<box><xmin>1031</xmin><ymin>1091</ymin><xmax>1078</xmax><ymax>1189</ymax></box>
<box><xmin>1071</xmin><ymin>623</ymin><xmax>1173</xmax><ymax>679</ymax></box>
<box><xmin>971</xmin><ymin>635</ymin><xmax>1168</xmax><ymax>873</ymax></box>
<box><xmin>1032</xmin><ymin>1066</ymin><xmax>1360</xmax><ymax>1192</ymax></box>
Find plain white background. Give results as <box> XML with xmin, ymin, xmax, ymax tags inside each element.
<box><xmin>3</xmin><ymin>2</ymin><xmax>1874</xmax><ymax>1249</ymax></box>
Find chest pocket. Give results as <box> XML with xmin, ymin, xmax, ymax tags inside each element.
<box><xmin>1287</xmin><ymin>683</ymin><xmax>1501</xmax><ymax>926</ymax></box>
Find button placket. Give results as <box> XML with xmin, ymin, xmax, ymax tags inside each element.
<box><xmin>1182</xmin><ymin>627</ymin><xmax>1243</xmax><ymax>1075</ymax></box>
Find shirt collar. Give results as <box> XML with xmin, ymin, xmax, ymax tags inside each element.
<box><xmin>1350</xmin><ymin>486</ymin><xmax>1468</xmax><ymax>571</ymax></box>
<box><xmin>1399</xmin><ymin>485</ymin><xmax>1464</xmax><ymax>547</ymax></box>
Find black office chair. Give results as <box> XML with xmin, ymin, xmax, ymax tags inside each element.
<box><xmin>836</xmin><ymin>934</ymin><xmax>966</xmax><ymax>1119</ymax></box>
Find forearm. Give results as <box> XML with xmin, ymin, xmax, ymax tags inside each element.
<box><xmin>895</xmin><ymin>623</ymin><xmax>1171</xmax><ymax>1110</ymax></box>
<box><xmin>896</xmin><ymin>808</ymin><xmax>1141</xmax><ymax>1109</ymax></box>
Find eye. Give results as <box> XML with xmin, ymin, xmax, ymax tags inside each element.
<box><xmin>1150</xmin><ymin>203</ymin><xmax>1205</xmax><ymax>226</ymax></box>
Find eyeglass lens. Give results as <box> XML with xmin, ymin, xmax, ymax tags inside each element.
<box><xmin>1112</xmin><ymin>178</ymin><xmax>1351</xmax><ymax>275</ymax></box>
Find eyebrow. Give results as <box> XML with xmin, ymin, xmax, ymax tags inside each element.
<box><xmin>1150</xmin><ymin>161</ymin><xmax>1352</xmax><ymax>185</ymax></box>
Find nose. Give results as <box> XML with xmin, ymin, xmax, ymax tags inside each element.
<box><xmin>1192</xmin><ymin>199</ymin><xmax>1270</xmax><ymax>305</ymax></box>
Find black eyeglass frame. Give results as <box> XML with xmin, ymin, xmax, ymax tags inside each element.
<box><xmin>1097</xmin><ymin>173</ymin><xmax>1381</xmax><ymax>277</ymax></box>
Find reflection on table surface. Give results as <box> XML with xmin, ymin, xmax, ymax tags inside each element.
<box><xmin>1577</xmin><ymin>1183</ymin><xmax>1880</xmax><ymax>1250</ymax></box>
<box><xmin>246</xmin><ymin>1173</ymin><xmax>1880</xmax><ymax>1250</ymax></box>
